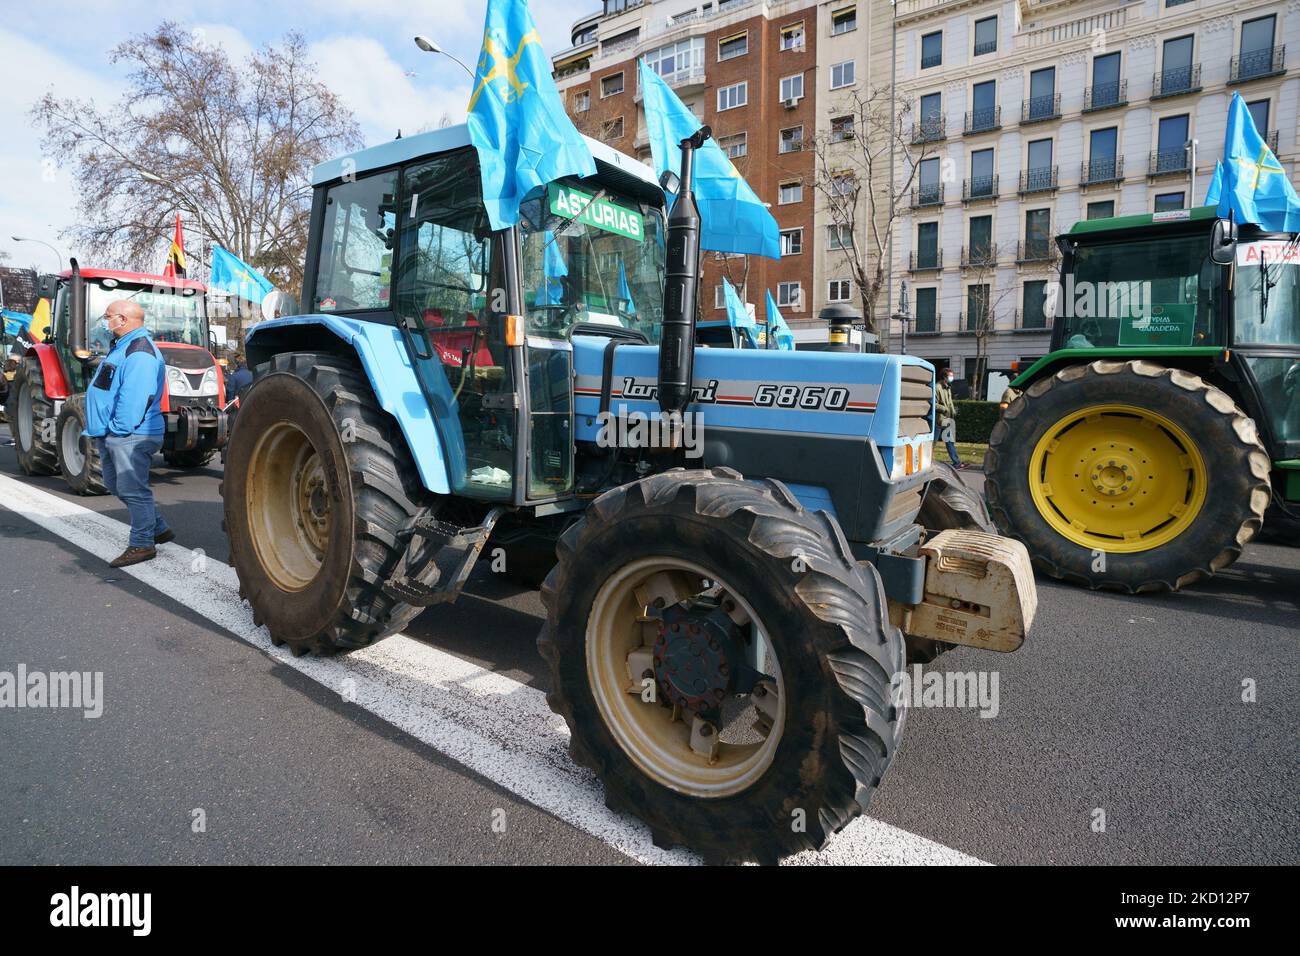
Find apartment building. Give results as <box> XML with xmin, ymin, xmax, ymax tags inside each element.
<box><xmin>551</xmin><ymin>0</ymin><xmax>826</xmax><ymax>327</ymax></box>
<box><xmin>891</xmin><ymin>0</ymin><xmax>1298</xmax><ymax>386</ymax></box>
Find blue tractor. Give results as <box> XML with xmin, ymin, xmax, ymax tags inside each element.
<box><xmin>223</xmin><ymin>125</ymin><xmax>1037</xmax><ymax>862</ymax></box>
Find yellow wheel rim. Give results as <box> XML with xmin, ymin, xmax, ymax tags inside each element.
<box><xmin>245</xmin><ymin>421</ymin><xmax>333</xmax><ymax>592</ymax></box>
<box><xmin>1028</xmin><ymin>404</ymin><xmax>1206</xmax><ymax>554</ymax></box>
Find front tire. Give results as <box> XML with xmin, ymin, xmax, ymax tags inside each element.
<box><xmin>538</xmin><ymin>468</ymin><xmax>905</xmax><ymax>863</ymax></box>
<box><xmin>985</xmin><ymin>360</ymin><xmax>1271</xmax><ymax>592</ymax></box>
<box><xmin>55</xmin><ymin>393</ymin><xmax>107</xmax><ymax>495</ymax></box>
<box><xmin>222</xmin><ymin>352</ymin><xmax>434</xmax><ymax>655</ymax></box>
<box><xmin>6</xmin><ymin>356</ymin><xmax>58</xmax><ymax>476</ymax></box>
<box><xmin>918</xmin><ymin>460</ymin><xmax>994</xmax><ymax>533</ymax></box>
<box><xmin>163</xmin><ymin>447</ymin><xmax>215</xmax><ymax>469</ymax></box>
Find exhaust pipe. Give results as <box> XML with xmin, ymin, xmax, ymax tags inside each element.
<box><xmin>69</xmin><ymin>257</ymin><xmax>90</xmax><ymax>359</ymax></box>
<box><xmin>657</xmin><ymin>127</ymin><xmax>710</xmax><ymax>421</ymax></box>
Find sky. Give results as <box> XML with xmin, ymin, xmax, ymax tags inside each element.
<box><xmin>0</xmin><ymin>0</ymin><xmax>586</xmax><ymax>272</ymax></box>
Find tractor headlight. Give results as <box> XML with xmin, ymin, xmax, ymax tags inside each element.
<box><xmin>198</xmin><ymin>366</ymin><xmax>219</xmax><ymax>396</ymax></box>
<box><xmin>167</xmin><ymin>365</ymin><xmax>191</xmax><ymax>396</ymax></box>
<box><xmin>889</xmin><ymin>441</ymin><xmax>934</xmax><ymax>480</ymax></box>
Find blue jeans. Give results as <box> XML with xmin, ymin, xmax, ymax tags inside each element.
<box><xmin>98</xmin><ymin>434</ymin><xmax>169</xmax><ymax>548</ymax></box>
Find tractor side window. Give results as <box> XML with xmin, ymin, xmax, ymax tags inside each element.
<box><xmin>313</xmin><ymin>172</ymin><xmax>398</xmax><ymax>313</ymax></box>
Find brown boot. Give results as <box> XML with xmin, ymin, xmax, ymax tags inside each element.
<box><xmin>154</xmin><ymin>529</ymin><xmax>175</xmax><ymax>545</ymax></box>
<box><xmin>109</xmin><ymin>546</ymin><xmax>157</xmax><ymax>568</ymax></box>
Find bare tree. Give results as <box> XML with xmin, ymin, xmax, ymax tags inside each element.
<box><xmin>958</xmin><ymin>254</ymin><xmax>1017</xmax><ymax>399</ymax></box>
<box><xmin>807</xmin><ymin>85</ymin><xmax>937</xmax><ymax>337</ymax></box>
<box><xmin>33</xmin><ymin>22</ymin><xmax>361</xmax><ymax>296</ymax></box>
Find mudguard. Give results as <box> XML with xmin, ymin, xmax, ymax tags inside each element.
<box><xmin>245</xmin><ymin>315</ymin><xmax>452</xmax><ymax>495</ymax></box>
<box><xmin>25</xmin><ymin>342</ymin><xmax>70</xmax><ymax>399</ymax></box>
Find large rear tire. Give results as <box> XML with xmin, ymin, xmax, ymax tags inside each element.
<box><xmin>6</xmin><ymin>356</ymin><xmax>58</xmax><ymax>476</ymax></box>
<box><xmin>55</xmin><ymin>393</ymin><xmax>107</xmax><ymax>495</ymax></box>
<box><xmin>985</xmin><ymin>360</ymin><xmax>1271</xmax><ymax>592</ymax></box>
<box><xmin>222</xmin><ymin>352</ymin><xmax>434</xmax><ymax>655</ymax></box>
<box><xmin>538</xmin><ymin>468</ymin><xmax>905</xmax><ymax>864</ymax></box>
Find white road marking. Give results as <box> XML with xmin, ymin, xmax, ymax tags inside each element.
<box><xmin>0</xmin><ymin>471</ymin><xmax>988</xmax><ymax>866</ymax></box>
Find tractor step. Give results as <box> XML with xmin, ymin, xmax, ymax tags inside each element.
<box><xmin>382</xmin><ymin>507</ymin><xmax>505</xmax><ymax>607</ymax></box>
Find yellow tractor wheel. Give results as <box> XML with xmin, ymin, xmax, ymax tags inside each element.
<box><xmin>985</xmin><ymin>360</ymin><xmax>1271</xmax><ymax>592</ymax></box>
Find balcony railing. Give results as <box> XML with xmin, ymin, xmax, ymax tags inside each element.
<box><xmin>1012</xmin><ymin>308</ymin><xmax>1052</xmax><ymax>332</ymax></box>
<box><xmin>1148</xmin><ymin>149</ymin><xmax>1189</xmax><ymax>177</ymax></box>
<box><xmin>908</xmin><ymin>249</ymin><xmax>943</xmax><ymax>272</ymax></box>
<box><xmin>1021</xmin><ymin>93</ymin><xmax>1061</xmax><ymax>124</ymax></box>
<box><xmin>957</xmin><ymin>311</ymin><xmax>991</xmax><ymax>334</ymax></box>
<box><xmin>1083</xmin><ymin>80</ymin><xmax>1127</xmax><ymax>112</ymax></box>
<box><xmin>962</xmin><ymin>175</ymin><xmax>999</xmax><ymax>203</ymax></box>
<box><xmin>921</xmin><ymin>51</ymin><xmax>942</xmax><ymax>69</ymax></box>
<box><xmin>1016</xmin><ymin>239</ymin><xmax>1055</xmax><ymax>263</ymax></box>
<box><xmin>1267</xmin><ymin>129</ymin><xmax>1280</xmax><ymax>154</ymax></box>
<box><xmin>1231</xmin><ymin>45</ymin><xmax>1286</xmax><ymax>83</ymax></box>
<box><xmin>961</xmin><ymin>244</ymin><xmax>999</xmax><ymax>268</ymax></box>
<box><xmin>1019</xmin><ymin>166</ymin><xmax>1058</xmax><ymax>194</ymax></box>
<box><xmin>1081</xmin><ymin>156</ymin><xmax>1124</xmax><ymax>186</ymax></box>
<box><xmin>964</xmin><ymin>106</ymin><xmax>1001</xmax><ymax>135</ymax></box>
<box><xmin>911</xmin><ymin>184</ymin><xmax>945</xmax><ymax>208</ymax></box>
<box><xmin>911</xmin><ymin>116</ymin><xmax>946</xmax><ymax>144</ymax></box>
<box><xmin>974</xmin><ymin>38</ymin><xmax>997</xmax><ymax>57</ymax></box>
<box><xmin>1152</xmin><ymin>64</ymin><xmax>1201</xmax><ymax>99</ymax></box>
<box><xmin>911</xmin><ymin>313</ymin><xmax>941</xmax><ymax>335</ymax></box>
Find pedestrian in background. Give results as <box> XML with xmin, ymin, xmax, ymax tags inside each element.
<box><xmin>85</xmin><ymin>300</ymin><xmax>173</xmax><ymax>567</ymax></box>
<box><xmin>936</xmin><ymin>368</ymin><xmax>963</xmax><ymax>469</ymax></box>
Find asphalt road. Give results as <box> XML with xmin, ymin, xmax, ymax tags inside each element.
<box><xmin>1</xmin><ymin>437</ymin><xmax>1297</xmax><ymax>865</ymax></box>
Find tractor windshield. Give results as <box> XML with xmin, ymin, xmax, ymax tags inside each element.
<box><xmin>1058</xmin><ymin>234</ymin><xmax>1224</xmax><ymax>349</ymax></box>
<box><xmin>87</xmin><ymin>281</ymin><xmax>207</xmax><ymax>353</ymax></box>
<box><xmin>517</xmin><ymin>178</ymin><xmax>665</xmax><ymax>344</ymax></box>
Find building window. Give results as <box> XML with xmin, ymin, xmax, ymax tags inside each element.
<box><xmin>831</xmin><ymin>7</ymin><xmax>857</xmax><ymax>36</ymax></box>
<box><xmin>831</xmin><ymin>115</ymin><xmax>855</xmax><ymax>142</ymax></box>
<box><xmin>646</xmin><ymin>37</ymin><xmax>705</xmax><ymax>84</ymax></box>
<box><xmin>602</xmin><ymin>116</ymin><xmax>624</xmax><ymax>141</ymax></box>
<box><xmin>1159</xmin><ymin>35</ymin><xmax>1196</xmax><ymax>95</ymax></box>
<box><xmin>718</xmin><ymin>32</ymin><xmax>748</xmax><ymax>62</ymax></box>
<box><xmin>572</xmin><ymin>90</ymin><xmax>590</xmax><ymax>113</ymax></box>
<box><xmin>1090</xmin><ymin>52</ymin><xmax>1122</xmax><ymax>109</ymax></box>
<box><xmin>828</xmin><ymin>279</ymin><xmax>852</xmax><ymax>301</ymax></box>
<box><xmin>916</xmin><ymin>221</ymin><xmax>940</xmax><ymax>269</ymax></box>
<box><xmin>831</xmin><ymin>171</ymin><xmax>855</xmax><ymax>196</ymax></box>
<box><xmin>780</xmin><ymin>74</ymin><xmax>805</xmax><ymax>102</ymax></box>
<box><xmin>718</xmin><ymin>81</ymin><xmax>748</xmax><ymax>111</ymax></box>
<box><xmin>1154</xmin><ymin>191</ymin><xmax>1185</xmax><ymax>212</ymax></box>
<box><xmin>780</xmin><ymin>228</ymin><xmax>803</xmax><ymax>256</ymax></box>
<box><xmin>1024</xmin><ymin>208</ymin><xmax>1051</xmax><ymax>258</ymax></box>
<box><xmin>915</xmin><ymin>287</ymin><xmax>937</xmax><ymax>332</ymax></box>
<box><xmin>779</xmin><ymin>126</ymin><xmax>804</xmax><ymax>153</ymax></box>
<box><xmin>713</xmin><ymin>284</ymin><xmax>744</xmax><ymax>309</ymax></box>
<box><xmin>779</xmin><ymin>181</ymin><xmax>803</xmax><ymax>204</ymax></box>
<box><xmin>968</xmin><ymin>215</ymin><xmax>993</xmax><ymax>261</ymax></box>
<box><xmin>827</xmin><ymin>224</ymin><xmax>852</xmax><ymax>250</ymax></box>
<box><xmin>780</xmin><ymin>22</ymin><xmax>805</xmax><ymax>51</ymax></box>
<box><xmin>1086</xmin><ymin>200</ymin><xmax>1115</xmax><ymax>220</ymax></box>
<box><xmin>719</xmin><ymin>132</ymin><xmax>747</xmax><ymax>159</ymax></box>
<box><xmin>966</xmin><ymin>284</ymin><xmax>990</xmax><ymax>331</ymax></box>
<box><xmin>1238</xmin><ymin>16</ymin><xmax>1277</xmax><ymax>81</ymax></box>
<box><xmin>1022</xmin><ymin>280</ymin><xmax>1049</xmax><ymax>329</ymax></box>
<box><xmin>601</xmin><ymin>72</ymin><xmax>624</xmax><ymax>97</ymax></box>
<box><xmin>777</xmin><ymin>282</ymin><xmax>803</xmax><ymax>309</ymax></box>
<box><xmin>974</xmin><ymin>16</ymin><xmax>997</xmax><ymax>56</ymax></box>
<box><xmin>830</xmin><ymin>60</ymin><xmax>856</xmax><ymax>89</ymax></box>
<box><xmin>921</xmin><ymin>31</ymin><xmax>943</xmax><ymax>69</ymax></box>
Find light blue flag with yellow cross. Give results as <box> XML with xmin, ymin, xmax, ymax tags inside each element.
<box><xmin>467</xmin><ymin>0</ymin><xmax>595</xmax><ymax>230</ymax></box>
<box><xmin>639</xmin><ymin>59</ymin><xmax>781</xmax><ymax>260</ymax></box>
<box><xmin>209</xmin><ymin>245</ymin><xmax>274</xmax><ymax>304</ymax></box>
<box><xmin>1216</xmin><ymin>92</ymin><xmax>1300</xmax><ymax>231</ymax></box>
<box><xmin>765</xmin><ymin>290</ymin><xmax>795</xmax><ymax>351</ymax></box>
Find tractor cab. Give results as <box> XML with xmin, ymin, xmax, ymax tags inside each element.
<box><xmin>1041</xmin><ymin>206</ymin><xmax>1300</xmax><ymax>460</ymax></box>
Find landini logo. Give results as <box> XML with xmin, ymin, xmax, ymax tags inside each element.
<box><xmin>50</xmin><ymin>886</ymin><xmax>151</xmax><ymax>936</ymax></box>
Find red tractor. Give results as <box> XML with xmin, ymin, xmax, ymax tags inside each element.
<box><xmin>6</xmin><ymin>261</ymin><xmax>229</xmax><ymax>494</ymax></box>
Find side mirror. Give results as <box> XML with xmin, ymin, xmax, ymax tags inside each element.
<box><xmin>38</xmin><ymin>273</ymin><xmax>58</xmax><ymax>299</ymax></box>
<box><xmin>261</xmin><ymin>289</ymin><xmax>298</xmax><ymax>320</ymax></box>
<box><xmin>658</xmin><ymin>170</ymin><xmax>680</xmax><ymax>196</ymax></box>
<box><xmin>1210</xmin><ymin>217</ymin><xmax>1237</xmax><ymax>265</ymax></box>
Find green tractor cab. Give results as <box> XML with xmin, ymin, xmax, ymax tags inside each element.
<box><xmin>987</xmin><ymin>206</ymin><xmax>1299</xmax><ymax>591</ymax></box>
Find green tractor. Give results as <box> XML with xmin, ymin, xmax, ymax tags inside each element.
<box><xmin>986</xmin><ymin>207</ymin><xmax>1298</xmax><ymax>592</ymax></box>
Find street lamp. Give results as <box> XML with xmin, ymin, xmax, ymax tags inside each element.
<box><xmin>414</xmin><ymin>35</ymin><xmax>476</xmax><ymax>80</ymax></box>
<box><xmin>10</xmin><ymin>236</ymin><xmax>65</xmax><ymax>270</ymax></box>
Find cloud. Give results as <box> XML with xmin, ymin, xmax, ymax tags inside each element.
<box><xmin>0</xmin><ymin>27</ymin><xmax>123</xmax><ymax>266</ymax></box>
<box><xmin>190</xmin><ymin>23</ymin><xmax>256</xmax><ymax>65</ymax></box>
<box><xmin>308</xmin><ymin>35</ymin><xmax>472</xmax><ymax>142</ymax></box>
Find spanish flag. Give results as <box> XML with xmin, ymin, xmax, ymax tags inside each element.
<box><xmin>162</xmin><ymin>213</ymin><xmax>186</xmax><ymax>279</ymax></box>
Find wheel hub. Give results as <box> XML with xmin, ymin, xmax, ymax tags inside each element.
<box><xmin>654</xmin><ymin>606</ymin><xmax>742</xmax><ymax>723</ymax></box>
<box><xmin>1087</xmin><ymin>454</ymin><xmax>1138</xmax><ymax>499</ymax></box>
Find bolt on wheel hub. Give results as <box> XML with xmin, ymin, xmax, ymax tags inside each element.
<box><xmin>653</xmin><ymin>606</ymin><xmax>741</xmax><ymax>723</ymax></box>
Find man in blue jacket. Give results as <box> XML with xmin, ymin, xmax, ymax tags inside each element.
<box><xmin>85</xmin><ymin>299</ymin><xmax>174</xmax><ymax>567</ymax></box>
